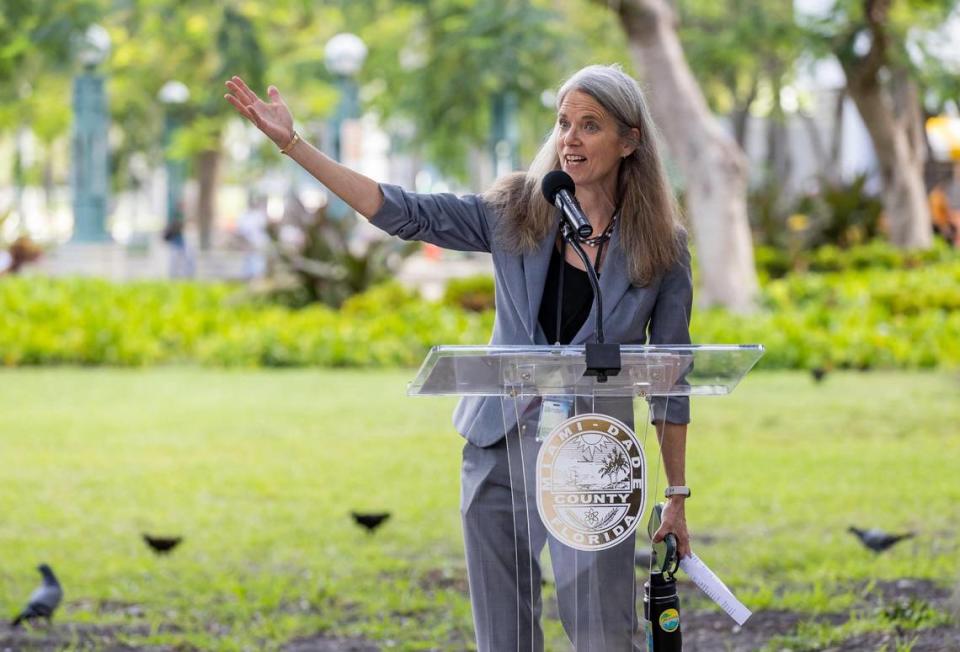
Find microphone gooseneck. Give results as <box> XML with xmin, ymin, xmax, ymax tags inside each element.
<box><xmin>545</xmin><ymin>170</ymin><xmax>622</xmax><ymax>381</ymax></box>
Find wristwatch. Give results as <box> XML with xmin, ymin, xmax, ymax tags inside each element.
<box><xmin>664</xmin><ymin>485</ymin><xmax>691</xmax><ymax>498</ymax></box>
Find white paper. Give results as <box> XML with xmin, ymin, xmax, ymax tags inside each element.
<box><xmin>679</xmin><ymin>552</ymin><xmax>752</xmax><ymax>626</ymax></box>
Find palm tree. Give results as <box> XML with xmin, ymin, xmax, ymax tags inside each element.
<box><xmin>599</xmin><ymin>449</ymin><xmax>629</xmax><ymax>484</ymax></box>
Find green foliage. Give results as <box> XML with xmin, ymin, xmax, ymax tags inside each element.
<box><xmin>794</xmin><ymin>174</ymin><xmax>885</xmax><ymax>248</ymax></box>
<box><xmin>0</xmin><ymin>277</ymin><xmax>493</xmax><ymax>368</ymax></box>
<box><xmin>804</xmin><ymin>239</ymin><xmax>954</xmax><ymax>273</ymax></box>
<box><xmin>0</xmin><ymin>0</ymin><xmax>612</xmax><ymax>201</ymax></box>
<box><xmin>0</xmin><ymin>0</ymin><xmax>100</xmax><ymax>100</ymax></box>
<box><xmin>4</xmin><ymin>250</ymin><xmax>959</xmax><ymax>373</ymax></box>
<box><xmin>0</xmin><ymin>0</ymin><xmax>100</xmax><ymax>199</ymax></box>
<box><xmin>694</xmin><ymin>253</ymin><xmax>960</xmax><ymax>370</ymax></box>
<box><xmin>750</xmin><ymin>175</ymin><xmax>885</xmax><ymax>255</ymax></box>
<box><xmin>442</xmin><ymin>274</ymin><xmax>495</xmax><ymax>312</ymax></box>
<box><xmin>879</xmin><ymin>597</ymin><xmax>951</xmax><ymax>631</ymax></box>
<box><xmin>109</xmin><ymin>2</ymin><xmax>268</xmax><ymax>161</ymax></box>
<box><xmin>214</xmin><ymin>8</ymin><xmax>265</xmax><ymax>114</ymax></box>
<box><xmin>754</xmin><ymin>238</ymin><xmax>956</xmax><ymax>280</ymax></box>
<box><xmin>360</xmin><ymin>0</ymin><xmax>630</xmax><ymax>181</ymax></box>
<box><xmin>677</xmin><ymin>0</ymin><xmax>803</xmax><ymax>118</ymax></box>
<box><xmin>800</xmin><ymin>0</ymin><xmax>959</xmax><ymax>72</ymax></box>
<box><xmin>261</xmin><ymin>206</ymin><xmax>420</xmax><ymax>309</ymax></box>
<box><xmin>15</xmin><ymin>75</ymin><xmax>72</xmax><ymax>145</ymax></box>
<box><xmin>752</xmin><ymin>244</ymin><xmax>792</xmax><ymax>280</ymax></box>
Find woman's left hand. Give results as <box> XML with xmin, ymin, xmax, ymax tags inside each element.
<box><xmin>652</xmin><ymin>496</ymin><xmax>691</xmax><ymax>560</ymax></box>
<box><xmin>224</xmin><ymin>76</ymin><xmax>294</xmax><ymax>148</ymax></box>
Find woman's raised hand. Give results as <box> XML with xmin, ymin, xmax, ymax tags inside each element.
<box><xmin>224</xmin><ymin>76</ymin><xmax>294</xmax><ymax>148</ymax></box>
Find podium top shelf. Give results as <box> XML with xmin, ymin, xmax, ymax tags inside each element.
<box><xmin>408</xmin><ymin>344</ymin><xmax>764</xmax><ymax>398</ymax></box>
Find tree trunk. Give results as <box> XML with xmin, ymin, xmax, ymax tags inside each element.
<box><xmin>830</xmin><ymin>90</ymin><xmax>845</xmax><ymax>177</ymax></box>
<box><xmin>613</xmin><ymin>0</ymin><xmax>759</xmax><ymax>311</ymax></box>
<box><xmin>798</xmin><ymin>90</ymin><xmax>846</xmax><ymax>181</ymax></box>
<box><xmin>766</xmin><ymin>74</ymin><xmax>792</xmax><ymax>189</ymax></box>
<box><xmin>730</xmin><ymin>76</ymin><xmax>758</xmax><ymax>152</ymax></box>
<box><xmin>42</xmin><ymin>145</ymin><xmax>55</xmax><ymax>217</ymax></box>
<box><xmin>195</xmin><ymin>149</ymin><xmax>220</xmax><ymax>250</ymax></box>
<box><xmin>844</xmin><ymin>71</ymin><xmax>930</xmax><ymax>248</ymax></box>
<box><xmin>838</xmin><ymin>0</ymin><xmax>931</xmax><ymax>249</ymax></box>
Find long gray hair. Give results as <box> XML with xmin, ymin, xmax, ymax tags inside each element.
<box><xmin>484</xmin><ymin>64</ymin><xmax>684</xmax><ymax>286</ymax></box>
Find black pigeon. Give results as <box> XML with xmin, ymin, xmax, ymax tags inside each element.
<box><xmin>811</xmin><ymin>367</ymin><xmax>828</xmax><ymax>383</ymax></box>
<box><xmin>142</xmin><ymin>533</ymin><xmax>183</xmax><ymax>555</ymax></box>
<box><xmin>11</xmin><ymin>564</ymin><xmax>63</xmax><ymax>627</ymax></box>
<box><xmin>351</xmin><ymin>511</ymin><xmax>391</xmax><ymax>533</ymax></box>
<box><xmin>848</xmin><ymin>526</ymin><xmax>915</xmax><ymax>553</ymax></box>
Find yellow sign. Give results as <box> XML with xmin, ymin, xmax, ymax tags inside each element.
<box><xmin>926</xmin><ymin>115</ymin><xmax>960</xmax><ymax>162</ymax></box>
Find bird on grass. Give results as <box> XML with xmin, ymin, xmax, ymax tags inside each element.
<box><xmin>351</xmin><ymin>511</ymin><xmax>391</xmax><ymax>533</ymax></box>
<box><xmin>11</xmin><ymin>564</ymin><xmax>62</xmax><ymax>628</ymax></box>
<box><xmin>142</xmin><ymin>533</ymin><xmax>183</xmax><ymax>555</ymax></box>
<box><xmin>848</xmin><ymin>526</ymin><xmax>915</xmax><ymax>553</ymax></box>
<box><xmin>810</xmin><ymin>367</ymin><xmax>828</xmax><ymax>383</ymax></box>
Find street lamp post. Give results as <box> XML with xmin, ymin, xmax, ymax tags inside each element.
<box><xmin>491</xmin><ymin>91</ymin><xmax>520</xmax><ymax>179</ymax></box>
<box><xmin>323</xmin><ymin>33</ymin><xmax>367</xmax><ymax>220</ymax></box>
<box><xmin>71</xmin><ymin>24</ymin><xmax>111</xmax><ymax>242</ymax></box>
<box><xmin>158</xmin><ymin>81</ymin><xmax>190</xmax><ymax>228</ymax></box>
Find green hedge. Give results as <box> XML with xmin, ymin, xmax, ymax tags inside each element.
<box><xmin>693</xmin><ymin>259</ymin><xmax>960</xmax><ymax>370</ymax></box>
<box><xmin>1</xmin><ymin>278</ymin><xmax>492</xmax><ymax>368</ymax></box>
<box><xmin>3</xmin><ymin>249</ymin><xmax>959</xmax><ymax>370</ymax></box>
<box><xmin>752</xmin><ymin>238</ymin><xmax>956</xmax><ymax>280</ymax></box>
<box><xmin>443</xmin><ymin>274</ymin><xmax>496</xmax><ymax>312</ymax></box>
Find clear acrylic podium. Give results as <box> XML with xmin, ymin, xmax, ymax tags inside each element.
<box><xmin>409</xmin><ymin>344</ymin><xmax>763</xmax><ymax>651</ymax></box>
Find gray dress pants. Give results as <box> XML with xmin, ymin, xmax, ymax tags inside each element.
<box><xmin>460</xmin><ymin>418</ymin><xmax>642</xmax><ymax>652</ymax></box>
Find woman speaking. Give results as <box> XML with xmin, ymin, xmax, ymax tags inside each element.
<box><xmin>226</xmin><ymin>63</ymin><xmax>692</xmax><ymax>651</ymax></box>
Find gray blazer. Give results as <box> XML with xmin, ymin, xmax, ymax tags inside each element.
<box><xmin>370</xmin><ymin>183</ymin><xmax>692</xmax><ymax>447</ymax></box>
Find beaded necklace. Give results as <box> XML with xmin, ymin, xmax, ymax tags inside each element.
<box><xmin>575</xmin><ymin>212</ymin><xmax>618</xmax><ymax>247</ymax></box>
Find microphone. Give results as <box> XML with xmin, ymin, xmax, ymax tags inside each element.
<box><xmin>541</xmin><ymin>170</ymin><xmax>621</xmax><ymax>381</ymax></box>
<box><xmin>541</xmin><ymin>170</ymin><xmax>592</xmax><ymax>239</ymax></box>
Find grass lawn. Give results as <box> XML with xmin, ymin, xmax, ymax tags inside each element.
<box><xmin>1</xmin><ymin>367</ymin><xmax>958</xmax><ymax>650</ymax></box>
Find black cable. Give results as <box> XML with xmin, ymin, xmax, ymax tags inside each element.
<box><xmin>561</xmin><ymin>223</ymin><xmax>605</xmax><ymax>344</ymax></box>
<box><xmin>555</xmin><ymin>240</ymin><xmax>564</xmax><ymax>346</ymax></box>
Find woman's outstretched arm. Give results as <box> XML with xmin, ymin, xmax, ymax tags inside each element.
<box><xmin>224</xmin><ymin>76</ymin><xmax>384</xmax><ymax>219</ymax></box>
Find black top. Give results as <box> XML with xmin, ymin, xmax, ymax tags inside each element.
<box><xmin>538</xmin><ymin>243</ymin><xmax>595</xmax><ymax>345</ymax></box>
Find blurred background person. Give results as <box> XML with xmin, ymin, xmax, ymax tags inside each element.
<box><xmin>162</xmin><ymin>214</ymin><xmax>195</xmax><ymax>278</ymax></box>
<box><xmin>930</xmin><ymin>162</ymin><xmax>960</xmax><ymax>247</ymax></box>
<box><xmin>0</xmin><ymin>236</ymin><xmax>43</xmax><ymax>276</ymax></box>
<box><xmin>235</xmin><ymin>193</ymin><xmax>270</xmax><ymax>280</ymax></box>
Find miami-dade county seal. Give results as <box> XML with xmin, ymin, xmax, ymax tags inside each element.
<box><xmin>536</xmin><ymin>413</ymin><xmax>646</xmax><ymax>552</ymax></box>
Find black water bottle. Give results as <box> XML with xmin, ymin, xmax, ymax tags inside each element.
<box><xmin>643</xmin><ymin>567</ymin><xmax>682</xmax><ymax>651</ymax></box>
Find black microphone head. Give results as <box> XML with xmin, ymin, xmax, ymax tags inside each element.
<box><xmin>541</xmin><ymin>170</ymin><xmax>575</xmax><ymax>204</ymax></box>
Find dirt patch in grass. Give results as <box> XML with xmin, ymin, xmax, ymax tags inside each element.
<box><xmin>0</xmin><ymin>624</ymin><xmax>383</xmax><ymax>652</ymax></box>
<box><xmin>684</xmin><ymin>612</ymin><xmax>960</xmax><ymax>651</ymax></box>
<box><xmin>682</xmin><ymin>607</ymin><xmax>843</xmax><ymax>651</ymax></box>
<box><xmin>830</xmin><ymin>627</ymin><xmax>960</xmax><ymax>652</ymax></box>
<box><xmin>282</xmin><ymin>635</ymin><xmax>380</xmax><ymax>651</ymax></box>
<box><xmin>418</xmin><ymin>567</ymin><xmax>470</xmax><ymax>595</ymax></box>
<box><xmin>0</xmin><ymin>622</ymin><xmax>175</xmax><ymax>652</ymax></box>
<box><xmin>680</xmin><ymin>578</ymin><xmax>959</xmax><ymax>652</ymax></box>
<box><xmin>1</xmin><ymin>578</ymin><xmax>955</xmax><ymax>651</ymax></box>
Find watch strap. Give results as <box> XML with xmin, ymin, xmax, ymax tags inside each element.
<box><xmin>664</xmin><ymin>485</ymin><xmax>691</xmax><ymax>498</ymax></box>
